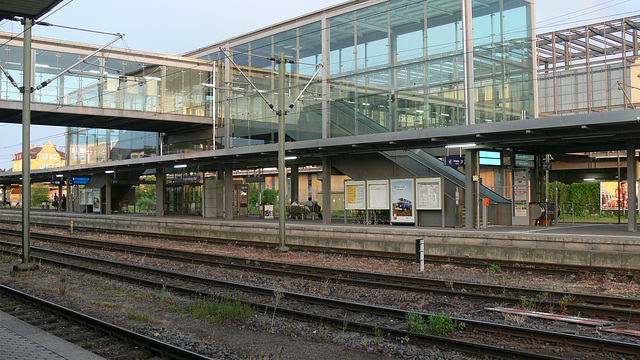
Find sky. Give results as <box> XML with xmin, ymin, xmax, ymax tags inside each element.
<box><xmin>0</xmin><ymin>0</ymin><xmax>637</xmax><ymax>170</ymax></box>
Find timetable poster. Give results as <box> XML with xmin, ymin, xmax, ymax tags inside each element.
<box><xmin>416</xmin><ymin>177</ymin><xmax>442</xmax><ymax>210</ymax></box>
<box><xmin>513</xmin><ymin>168</ymin><xmax>528</xmax><ymax>217</ymax></box>
<box><xmin>391</xmin><ymin>178</ymin><xmax>414</xmax><ymax>223</ymax></box>
<box><xmin>367</xmin><ymin>180</ymin><xmax>389</xmax><ymax>210</ymax></box>
<box><xmin>345</xmin><ymin>180</ymin><xmax>366</xmax><ymax>210</ymax></box>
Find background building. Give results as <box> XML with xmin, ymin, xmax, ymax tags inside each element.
<box><xmin>12</xmin><ymin>141</ymin><xmax>65</xmax><ymax>172</ymax></box>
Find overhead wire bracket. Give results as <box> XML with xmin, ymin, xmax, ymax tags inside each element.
<box><xmin>220</xmin><ymin>47</ymin><xmax>276</xmax><ymax>112</ymax></box>
<box><xmin>34</xmin><ymin>33</ymin><xmax>124</xmax><ymax>91</ymax></box>
<box><xmin>286</xmin><ymin>63</ymin><xmax>323</xmax><ymax>114</ymax></box>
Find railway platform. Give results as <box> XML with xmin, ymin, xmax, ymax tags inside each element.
<box><xmin>1</xmin><ymin>208</ymin><xmax>640</xmax><ymax>270</ymax></box>
<box><xmin>0</xmin><ymin>309</ymin><xmax>105</xmax><ymax>360</ymax></box>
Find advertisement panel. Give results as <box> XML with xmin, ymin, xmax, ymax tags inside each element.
<box><xmin>93</xmin><ymin>188</ymin><xmax>101</xmax><ymax>213</ymax></box>
<box><xmin>600</xmin><ymin>181</ymin><xmax>638</xmax><ymax>210</ymax></box>
<box><xmin>367</xmin><ymin>180</ymin><xmax>389</xmax><ymax>210</ymax></box>
<box><xmin>416</xmin><ymin>177</ymin><xmax>442</xmax><ymax>210</ymax></box>
<box><xmin>345</xmin><ymin>181</ymin><xmax>366</xmax><ymax>210</ymax></box>
<box><xmin>390</xmin><ymin>179</ymin><xmax>414</xmax><ymax>223</ymax></box>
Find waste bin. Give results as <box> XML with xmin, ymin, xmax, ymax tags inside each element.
<box><xmin>262</xmin><ymin>204</ymin><xmax>274</xmax><ymax>219</ymax></box>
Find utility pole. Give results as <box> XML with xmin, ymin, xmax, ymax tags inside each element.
<box><xmin>15</xmin><ymin>18</ymin><xmax>37</xmax><ymax>271</ymax></box>
<box><xmin>7</xmin><ymin>20</ymin><xmax>122</xmax><ymax>271</ymax></box>
<box><xmin>276</xmin><ymin>52</ymin><xmax>289</xmax><ymax>252</ymax></box>
<box><xmin>221</xmin><ymin>48</ymin><xmax>322</xmax><ymax>252</ymax></box>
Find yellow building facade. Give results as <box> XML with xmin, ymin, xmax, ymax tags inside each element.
<box><xmin>12</xmin><ymin>141</ymin><xmax>66</xmax><ymax>172</ymax></box>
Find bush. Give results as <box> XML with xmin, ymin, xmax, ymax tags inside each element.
<box><xmin>546</xmin><ymin>181</ymin><xmax>601</xmax><ymax>216</ymax></box>
<box><xmin>31</xmin><ymin>183</ymin><xmax>51</xmax><ymax>207</ymax></box>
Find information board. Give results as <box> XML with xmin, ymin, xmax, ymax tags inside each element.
<box><xmin>390</xmin><ymin>178</ymin><xmax>415</xmax><ymax>223</ymax></box>
<box><xmin>479</xmin><ymin>150</ymin><xmax>501</xmax><ymax>166</ymax></box>
<box><xmin>512</xmin><ymin>168</ymin><xmax>529</xmax><ymax>225</ymax></box>
<box><xmin>345</xmin><ymin>180</ymin><xmax>366</xmax><ymax>210</ymax></box>
<box><xmin>367</xmin><ymin>180</ymin><xmax>389</xmax><ymax>210</ymax></box>
<box><xmin>416</xmin><ymin>177</ymin><xmax>442</xmax><ymax>210</ymax></box>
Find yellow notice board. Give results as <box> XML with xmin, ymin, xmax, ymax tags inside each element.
<box><xmin>345</xmin><ymin>180</ymin><xmax>365</xmax><ymax>210</ymax></box>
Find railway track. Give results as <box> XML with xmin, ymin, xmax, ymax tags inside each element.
<box><xmin>0</xmin><ymin>284</ymin><xmax>214</xmax><ymax>360</ymax></box>
<box><xmin>2</xmin><ymin>228</ymin><xmax>639</xmax><ymax>323</ymax></box>
<box><xmin>1</xmin><ymin>219</ymin><xmax>638</xmax><ymax>277</ymax></box>
<box><xmin>1</xmin><ymin>242</ymin><xmax>638</xmax><ymax>359</ymax></box>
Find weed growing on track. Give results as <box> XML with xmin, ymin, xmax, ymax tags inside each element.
<box><xmin>406</xmin><ymin>312</ymin><xmax>465</xmax><ymax>335</ymax></box>
<box><xmin>428</xmin><ymin>313</ymin><xmax>466</xmax><ymax>335</ymax></box>
<box><xmin>159</xmin><ymin>285</ymin><xmax>170</xmax><ymax>305</ymax></box>
<box><xmin>406</xmin><ymin>312</ymin><xmax>429</xmax><ymax>334</ymax></box>
<box><xmin>488</xmin><ymin>264</ymin><xmax>502</xmax><ymax>273</ymax></box>
<box><xmin>271</xmin><ymin>290</ymin><xmax>284</xmax><ymax>330</ymax></box>
<box><xmin>58</xmin><ymin>276</ymin><xmax>68</xmax><ymax>295</ymax></box>
<box><xmin>520</xmin><ymin>296</ymin><xmax>536</xmax><ymax>310</ymax></box>
<box><xmin>171</xmin><ymin>295</ymin><xmax>255</xmax><ymax>323</ymax></box>
<box><xmin>559</xmin><ymin>294</ymin><xmax>576</xmax><ymax>314</ymax></box>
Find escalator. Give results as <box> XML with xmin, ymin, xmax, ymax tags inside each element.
<box><xmin>325</xmin><ymin>101</ymin><xmax>509</xmax><ymax>204</ymax></box>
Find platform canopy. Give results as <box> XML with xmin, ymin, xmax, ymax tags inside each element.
<box><xmin>0</xmin><ymin>0</ymin><xmax>63</xmax><ymax>20</ymax></box>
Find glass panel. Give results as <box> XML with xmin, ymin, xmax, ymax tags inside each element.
<box><xmin>473</xmin><ymin>0</ymin><xmax>534</xmax><ymax>122</ymax></box>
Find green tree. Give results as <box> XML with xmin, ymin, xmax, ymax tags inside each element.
<box><xmin>31</xmin><ymin>183</ymin><xmax>50</xmax><ymax>207</ymax></box>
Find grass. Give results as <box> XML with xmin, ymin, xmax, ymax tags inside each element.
<box><xmin>124</xmin><ymin>310</ymin><xmax>162</xmax><ymax>324</ymax></box>
<box><xmin>171</xmin><ymin>295</ymin><xmax>255</xmax><ymax>323</ymax></box>
<box><xmin>560</xmin><ymin>213</ymin><xmax>640</xmax><ymax>223</ymax></box>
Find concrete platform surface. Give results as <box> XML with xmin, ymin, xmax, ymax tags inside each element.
<box><xmin>0</xmin><ymin>310</ymin><xmax>105</xmax><ymax>360</ymax></box>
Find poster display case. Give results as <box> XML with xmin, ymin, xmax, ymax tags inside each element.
<box><xmin>416</xmin><ymin>177</ymin><xmax>442</xmax><ymax>210</ymax></box>
<box><xmin>390</xmin><ymin>178</ymin><xmax>414</xmax><ymax>224</ymax></box>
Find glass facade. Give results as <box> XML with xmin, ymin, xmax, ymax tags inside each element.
<box><xmin>0</xmin><ymin>44</ymin><xmax>214</xmax><ymax>115</ymax></box>
<box><xmin>68</xmin><ymin>127</ymin><xmax>157</xmax><ymax>166</ymax></box>
<box><xmin>1</xmin><ymin>0</ymin><xmax>535</xmax><ymax>164</ymax></box>
<box><xmin>194</xmin><ymin>0</ymin><xmax>534</xmax><ymax>148</ymax></box>
<box><xmin>473</xmin><ymin>0</ymin><xmax>535</xmax><ymax>122</ymax></box>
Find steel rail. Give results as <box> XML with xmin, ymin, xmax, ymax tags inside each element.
<box><xmin>1</xmin><ymin>219</ymin><xmax>638</xmax><ymax>277</ymax></box>
<box><xmin>0</xmin><ymin>284</ymin><xmax>215</xmax><ymax>360</ymax></box>
<box><xmin>2</xmin><ymin>229</ymin><xmax>640</xmax><ymax>320</ymax></box>
<box><xmin>1</xmin><ymin>244</ymin><xmax>638</xmax><ymax>358</ymax></box>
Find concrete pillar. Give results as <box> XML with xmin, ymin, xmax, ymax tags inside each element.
<box><xmin>224</xmin><ymin>165</ymin><xmax>233</xmax><ymax>220</ymax></box>
<box><xmin>628</xmin><ymin>142</ymin><xmax>637</xmax><ymax>232</ymax></box>
<box><xmin>57</xmin><ymin>184</ymin><xmax>62</xmax><ymax>211</ymax></box>
<box><xmin>156</xmin><ymin>168</ymin><xmax>165</xmax><ymax>217</ymax></box>
<box><xmin>322</xmin><ymin>157</ymin><xmax>332</xmax><ymax>224</ymax></box>
<box><xmin>105</xmin><ymin>177</ymin><xmax>112</xmax><ymax>215</ymax></box>
<box><xmin>66</xmin><ymin>175</ymin><xmax>71</xmax><ymax>213</ymax></box>
<box><xmin>464</xmin><ymin>149</ymin><xmax>477</xmax><ymax>229</ymax></box>
<box><xmin>530</xmin><ymin>154</ymin><xmax>541</xmax><ymax>202</ymax></box>
<box><xmin>291</xmin><ymin>165</ymin><xmax>299</xmax><ymax>203</ymax></box>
